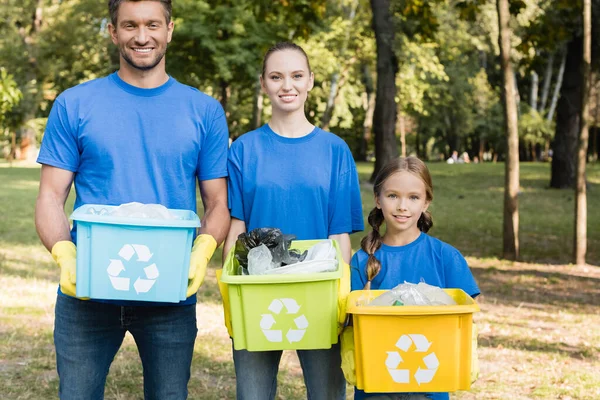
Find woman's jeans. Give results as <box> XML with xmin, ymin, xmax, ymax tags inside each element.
<box><xmin>54</xmin><ymin>295</ymin><xmax>197</xmax><ymax>400</ymax></box>
<box><xmin>233</xmin><ymin>341</ymin><xmax>346</xmax><ymax>400</ymax></box>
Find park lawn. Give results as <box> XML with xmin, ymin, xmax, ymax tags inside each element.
<box><xmin>0</xmin><ymin>161</ymin><xmax>599</xmax><ymax>399</ymax></box>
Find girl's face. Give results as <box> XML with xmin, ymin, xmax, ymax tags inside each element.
<box><xmin>376</xmin><ymin>171</ymin><xmax>431</xmax><ymax>238</ymax></box>
<box><xmin>260</xmin><ymin>49</ymin><xmax>314</xmax><ymax>115</ymax></box>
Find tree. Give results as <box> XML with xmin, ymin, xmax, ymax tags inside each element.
<box><xmin>0</xmin><ymin>68</ymin><xmax>23</xmax><ymax>161</ymax></box>
<box><xmin>497</xmin><ymin>0</ymin><xmax>520</xmax><ymax>260</ymax></box>
<box><xmin>551</xmin><ymin>36</ymin><xmax>582</xmax><ymax>188</ymax></box>
<box><xmin>370</xmin><ymin>0</ymin><xmax>398</xmax><ymax>181</ymax></box>
<box><xmin>574</xmin><ymin>0</ymin><xmax>591</xmax><ymax>265</ymax></box>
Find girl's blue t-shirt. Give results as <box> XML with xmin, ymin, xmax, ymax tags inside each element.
<box><xmin>350</xmin><ymin>233</ymin><xmax>480</xmax><ymax>400</ymax></box>
<box><xmin>227</xmin><ymin>124</ymin><xmax>364</xmax><ymax>239</ymax></box>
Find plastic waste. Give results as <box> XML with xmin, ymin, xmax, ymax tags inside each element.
<box><xmin>304</xmin><ymin>239</ymin><xmax>337</xmax><ymax>261</ymax></box>
<box><xmin>107</xmin><ymin>202</ymin><xmax>178</xmax><ymax>220</ymax></box>
<box><xmin>248</xmin><ymin>244</ymin><xmax>281</xmax><ymax>275</ymax></box>
<box><xmin>87</xmin><ymin>207</ymin><xmax>109</xmax><ymax>216</ymax></box>
<box><xmin>234</xmin><ymin>228</ymin><xmax>307</xmax><ymax>271</ymax></box>
<box><xmin>266</xmin><ymin>258</ymin><xmax>338</xmax><ymax>275</ymax></box>
<box><xmin>264</xmin><ymin>239</ymin><xmax>338</xmax><ymax>275</ymax></box>
<box><xmin>368</xmin><ymin>282</ymin><xmax>457</xmax><ymax>306</ymax></box>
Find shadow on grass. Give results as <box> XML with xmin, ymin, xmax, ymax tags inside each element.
<box><xmin>0</xmin><ymin>253</ymin><xmax>58</xmax><ymax>282</ymax></box>
<box><xmin>479</xmin><ymin>334</ymin><xmax>599</xmax><ymax>360</ymax></box>
<box><xmin>472</xmin><ymin>267</ymin><xmax>600</xmax><ymax>310</ymax></box>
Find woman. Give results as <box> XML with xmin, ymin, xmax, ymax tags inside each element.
<box><xmin>223</xmin><ymin>42</ymin><xmax>364</xmax><ymax>400</ymax></box>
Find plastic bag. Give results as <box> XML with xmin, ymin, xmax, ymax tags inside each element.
<box><xmin>266</xmin><ymin>259</ymin><xmax>338</xmax><ymax>274</ymax></box>
<box><xmin>248</xmin><ymin>244</ymin><xmax>280</xmax><ymax>275</ymax></box>
<box><xmin>266</xmin><ymin>240</ymin><xmax>338</xmax><ymax>275</ymax></box>
<box><xmin>234</xmin><ymin>228</ymin><xmax>307</xmax><ymax>272</ymax></box>
<box><xmin>107</xmin><ymin>202</ymin><xmax>178</xmax><ymax>220</ymax></box>
<box><xmin>368</xmin><ymin>282</ymin><xmax>457</xmax><ymax>306</ymax></box>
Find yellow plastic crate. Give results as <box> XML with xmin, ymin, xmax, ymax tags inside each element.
<box><xmin>347</xmin><ymin>289</ymin><xmax>479</xmax><ymax>393</ymax></box>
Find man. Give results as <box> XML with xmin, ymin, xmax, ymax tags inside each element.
<box><xmin>34</xmin><ymin>1</ymin><xmax>230</xmax><ymax>398</ymax></box>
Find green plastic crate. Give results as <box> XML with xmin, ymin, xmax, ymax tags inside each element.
<box><xmin>221</xmin><ymin>239</ymin><xmax>343</xmax><ymax>351</ymax></box>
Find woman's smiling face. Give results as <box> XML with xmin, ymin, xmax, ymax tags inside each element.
<box><xmin>260</xmin><ymin>49</ymin><xmax>314</xmax><ymax>115</ymax></box>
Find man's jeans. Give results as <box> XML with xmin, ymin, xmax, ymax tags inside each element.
<box><xmin>232</xmin><ymin>341</ymin><xmax>346</xmax><ymax>400</ymax></box>
<box><xmin>54</xmin><ymin>295</ymin><xmax>197</xmax><ymax>400</ymax></box>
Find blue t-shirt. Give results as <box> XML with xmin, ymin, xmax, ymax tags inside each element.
<box><xmin>350</xmin><ymin>233</ymin><xmax>480</xmax><ymax>400</ymax></box>
<box><xmin>37</xmin><ymin>72</ymin><xmax>229</xmax><ymax>304</ymax></box>
<box><xmin>228</xmin><ymin>124</ymin><xmax>364</xmax><ymax>239</ymax></box>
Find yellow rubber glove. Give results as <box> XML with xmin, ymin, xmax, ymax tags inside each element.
<box><xmin>51</xmin><ymin>241</ymin><xmax>78</xmax><ymax>298</ymax></box>
<box><xmin>340</xmin><ymin>326</ymin><xmax>356</xmax><ymax>385</ymax></box>
<box><xmin>215</xmin><ymin>269</ymin><xmax>233</xmax><ymax>337</ymax></box>
<box><xmin>337</xmin><ymin>261</ymin><xmax>351</xmax><ymax>332</ymax></box>
<box><xmin>187</xmin><ymin>234</ymin><xmax>217</xmax><ymax>298</ymax></box>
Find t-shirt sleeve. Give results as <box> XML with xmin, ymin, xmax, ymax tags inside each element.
<box><xmin>227</xmin><ymin>143</ymin><xmax>245</xmax><ymax>221</ymax></box>
<box><xmin>443</xmin><ymin>246</ymin><xmax>480</xmax><ymax>298</ymax></box>
<box><xmin>328</xmin><ymin>151</ymin><xmax>364</xmax><ymax>235</ymax></box>
<box><xmin>197</xmin><ymin>103</ymin><xmax>229</xmax><ymax>181</ymax></box>
<box><xmin>36</xmin><ymin>97</ymin><xmax>80</xmax><ymax>172</ymax></box>
<box><xmin>351</xmin><ymin>252</ymin><xmax>367</xmax><ymax>291</ymax></box>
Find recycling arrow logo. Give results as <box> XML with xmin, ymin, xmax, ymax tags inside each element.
<box><xmin>385</xmin><ymin>334</ymin><xmax>439</xmax><ymax>385</ymax></box>
<box><xmin>106</xmin><ymin>244</ymin><xmax>160</xmax><ymax>294</ymax></box>
<box><xmin>259</xmin><ymin>298</ymin><xmax>309</xmax><ymax>343</ymax></box>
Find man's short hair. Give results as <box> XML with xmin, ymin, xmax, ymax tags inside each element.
<box><xmin>108</xmin><ymin>0</ymin><xmax>172</xmax><ymax>25</ymax></box>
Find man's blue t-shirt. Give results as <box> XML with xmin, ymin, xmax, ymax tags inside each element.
<box><xmin>37</xmin><ymin>72</ymin><xmax>229</xmax><ymax>304</ymax></box>
<box><xmin>350</xmin><ymin>233</ymin><xmax>480</xmax><ymax>400</ymax></box>
<box><xmin>228</xmin><ymin>124</ymin><xmax>364</xmax><ymax>239</ymax></box>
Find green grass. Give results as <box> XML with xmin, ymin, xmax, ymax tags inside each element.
<box><xmin>1</xmin><ymin>161</ymin><xmax>599</xmax><ymax>399</ymax></box>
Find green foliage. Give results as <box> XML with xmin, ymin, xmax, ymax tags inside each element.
<box><xmin>0</xmin><ymin>68</ymin><xmax>22</xmax><ymax>126</ymax></box>
<box><xmin>518</xmin><ymin>105</ymin><xmax>554</xmax><ymax>144</ymax></box>
<box><xmin>0</xmin><ymin>0</ymin><xmax>589</xmax><ymax>161</ymax></box>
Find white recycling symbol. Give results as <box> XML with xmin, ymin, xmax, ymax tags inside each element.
<box><xmin>106</xmin><ymin>244</ymin><xmax>160</xmax><ymax>294</ymax></box>
<box><xmin>385</xmin><ymin>334</ymin><xmax>439</xmax><ymax>385</ymax></box>
<box><xmin>259</xmin><ymin>298</ymin><xmax>309</xmax><ymax>343</ymax></box>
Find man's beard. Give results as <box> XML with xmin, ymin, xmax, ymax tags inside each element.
<box><xmin>120</xmin><ymin>47</ymin><xmax>166</xmax><ymax>71</ymax></box>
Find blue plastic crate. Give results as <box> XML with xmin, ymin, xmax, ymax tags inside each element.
<box><xmin>70</xmin><ymin>204</ymin><xmax>200</xmax><ymax>303</ymax></box>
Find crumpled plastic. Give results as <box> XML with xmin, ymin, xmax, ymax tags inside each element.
<box><xmin>234</xmin><ymin>228</ymin><xmax>307</xmax><ymax>272</ymax></box>
<box><xmin>106</xmin><ymin>202</ymin><xmax>178</xmax><ymax>220</ymax></box>
<box><xmin>368</xmin><ymin>282</ymin><xmax>457</xmax><ymax>306</ymax></box>
<box><xmin>266</xmin><ymin>239</ymin><xmax>338</xmax><ymax>275</ymax></box>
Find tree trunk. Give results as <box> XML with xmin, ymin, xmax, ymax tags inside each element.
<box><xmin>574</xmin><ymin>0</ymin><xmax>591</xmax><ymax>266</ymax></box>
<box><xmin>17</xmin><ymin>0</ymin><xmax>43</xmax><ymax>161</ymax></box>
<box><xmin>497</xmin><ymin>0</ymin><xmax>520</xmax><ymax>260</ymax></box>
<box><xmin>398</xmin><ymin>110</ymin><xmax>406</xmax><ymax>157</ymax></box>
<box><xmin>219</xmin><ymin>79</ymin><xmax>230</xmax><ymax>114</ymax></box>
<box><xmin>593</xmin><ymin>81</ymin><xmax>600</xmax><ymax>161</ymax></box>
<box><xmin>358</xmin><ymin>64</ymin><xmax>376</xmax><ymax>162</ymax></box>
<box><xmin>551</xmin><ymin>37</ymin><xmax>582</xmax><ymax>189</ymax></box>
<box><xmin>479</xmin><ymin>138</ymin><xmax>485</xmax><ymax>163</ymax></box>
<box><xmin>251</xmin><ymin>76</ymin><xmax>263</xmax><ymax>131</ymax></box>
<box><xmin>547</xmin><ymin>49</ymin><xmax>567</xmax><ymax>122</ymax></box>
<box><xmin>321</xmin><ymin>66</ymin><xmax>352</xmax><ymax>130</ymax></box>
<box><xmin>530</xmin><ymin>71</ymin><xmax>539</xmax><ymax>111</ymax></box>
<box><xmin>370</xmin><ymin>0</ymin><xmax>399</xmax><ymax>182</ymax></box>
<box><xmin>539</xmin><ymin>52</ymin><xmax>554</xmax><ymax>112</ymax></box>
<box><xmin>321</xmin><ymin>0</ymin><xmax>358</xmax><ymax>130</ymax></box>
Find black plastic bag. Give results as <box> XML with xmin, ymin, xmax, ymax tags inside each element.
<box><xmin>234</xmin><ymin>227</ymin><xmax>307</xmax><ymax>271</ymax></box>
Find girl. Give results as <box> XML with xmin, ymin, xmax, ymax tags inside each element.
<box><xmin>223</xmin><ymin>42</ymin><xmax>364</xmax><ymax>400</ymax></box>
<box><xmin>349</xmin><ymin>156</ymin><xmax>480</xmax><ymax>400</ymax></box>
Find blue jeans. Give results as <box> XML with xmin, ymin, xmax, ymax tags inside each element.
<box><xmin>232</xmin><ymin>342</ymin><xmax>346</xmax><ymax>400</ymax></box>
<box><xmin>54</xmin><ymin>295</ymin><xmax>197</xmax><ymax>400</ymax></box>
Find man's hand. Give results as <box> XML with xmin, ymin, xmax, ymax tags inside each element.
<box><xmin>187</xmin><ymin>234</ymin><xmax>217</xmax><ymax>298</ymax></box>
<box><xmin>51</xmin><ymin>241</ymin><xmax>77</xmax><ymax>297</ymax></box>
